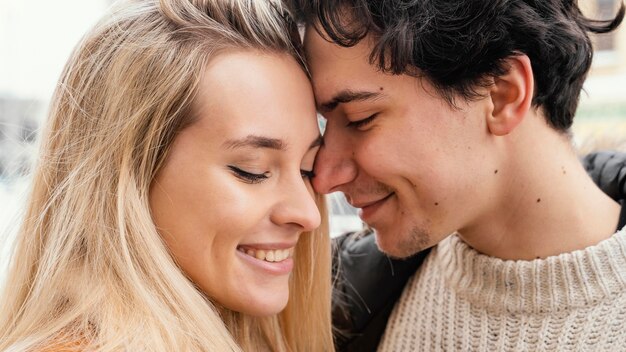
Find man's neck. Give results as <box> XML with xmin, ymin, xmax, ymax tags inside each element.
<box><xmin>457</xmin><ymin>115</ymin><xmax>622</xmax><ymax>260</ymax></box>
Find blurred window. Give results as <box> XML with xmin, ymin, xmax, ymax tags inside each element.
<box><xmin>595</xmin><ymin>0</ymin><xmax>617</xmax><ymax>51</ymax></box>
<box><xmin>20</xmin><ymin>120</ymin><xmax>37</xmax><ymax>143</ymax></box>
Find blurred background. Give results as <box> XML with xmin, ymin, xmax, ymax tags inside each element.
<box><xmin>1</xmin><ymin>0</ymin><xmax>625</xmax><ymax>282</ymax></box>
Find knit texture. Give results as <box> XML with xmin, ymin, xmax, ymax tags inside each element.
<box><xmin>378</xmin><ymin>227</ymin><xmax>626</xmax><ymax>351</ymax></box>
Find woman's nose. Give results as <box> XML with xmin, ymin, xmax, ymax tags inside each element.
<box><xmin>271</xmin><ymin>177</ymin><xmax>321</xmax><ymax>232</ymax></box>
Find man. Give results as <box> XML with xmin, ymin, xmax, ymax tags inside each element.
<box><xmin>291</xmin><ymin>0</ymin><xmax>626</xmax><ymax>351</ymax></box>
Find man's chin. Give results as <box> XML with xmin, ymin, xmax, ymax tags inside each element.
<box><xmin>373</xmin><ymin>226</ymin><xmax>433</xmax><ymax>258</ymax></box>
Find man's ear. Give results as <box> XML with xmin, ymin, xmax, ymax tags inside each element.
<box><xmin>487</xmin><ymin>54</ymin><xmax>534</xmax><ymax>136</ymax></box>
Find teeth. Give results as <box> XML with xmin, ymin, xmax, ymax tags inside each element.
<box><xmin>255</xmin><ymin>250</ymin><xmax>265</xmax><ymax>260</ymax></box>
<box><xmin>238</xmin><ymin>247</ymin><xmax>294</xmax><ymax>262</ymax></box>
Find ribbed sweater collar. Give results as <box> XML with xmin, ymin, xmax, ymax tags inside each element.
<box><xmin>437</xmin><ymin>227</ymin><xmax>626</xmax><ymax>314</ymax></box>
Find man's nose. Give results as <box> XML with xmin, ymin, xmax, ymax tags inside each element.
<box><xmin>312</xmin><ymin>129</ymin><xmax>357</xmax><ymax>194</ymax></box>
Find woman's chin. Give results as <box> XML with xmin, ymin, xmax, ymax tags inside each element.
<box><xmin>214</xmin><ymin>280</ymin><xmax>291</xmax><ymax>317</ymax></box>
<box><xmin>234</xmin><ymin>293</ymin><xmax>290</xmax><ymax>317</ymax></box>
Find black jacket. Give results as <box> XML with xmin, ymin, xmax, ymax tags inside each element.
<box><xmin>332</xmin><ymin>150</ymin><xmax>626</xmax><ymax>352</ymax></box>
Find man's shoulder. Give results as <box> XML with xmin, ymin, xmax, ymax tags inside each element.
<box><xmin>332</xmin><ymin>229</ymin><xmax>430</xmax><ymax>351</ymax></box>
<box><xmin>583</xmin><ymin>150</ymin><xmax>626</xmax><ymax>230</ymax></box>
<box><xmin>582</xmin><ymin>150</ymin><xmax>626</xmax><ymax>203</ymax></box>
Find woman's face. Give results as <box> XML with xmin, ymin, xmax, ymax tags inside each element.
<box><xmin>150</xmin><ymin>51</ymin><xmax>322</xmax><ymax>316</ymax></box>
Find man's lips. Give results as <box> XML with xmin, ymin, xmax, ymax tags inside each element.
<box><xmin>352</xmin><ymin>193</ymin><xmax>395</xmax><ymax>222</ymax></box>
<box><xmin>350</xmin><ymin>193</ymin><xmax>394</xmax><ymax>209</ymax></box>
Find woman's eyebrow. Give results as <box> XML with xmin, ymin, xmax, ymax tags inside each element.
<box><xmin>223</xmin><ymin>135</ymin><xmax>285</xmax><ymax>150</ymax></box>
<box><xmin>224</xmin><ymin>134</ymin><xmax>321</xmax><ymax>152</ymax></box>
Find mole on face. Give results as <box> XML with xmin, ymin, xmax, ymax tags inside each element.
<box><xmin>494</xmin><ymin>169</ymin><xmax>498</xmax><ymax>174</ymax></box>
<box><xmin>537</xmin><ymin>198</ymin><xmax>541</xmax><ymax>203</ymax></box>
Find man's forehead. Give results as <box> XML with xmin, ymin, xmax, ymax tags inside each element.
<box><xmin>304</xmin><ymin>26</ymin><xmax>372</xmax><ymax>61</ymax></box>
<box><xmin>303</xmin><ymin>29</ymin><xmax>383</xmax><ymax>107</ymax></box>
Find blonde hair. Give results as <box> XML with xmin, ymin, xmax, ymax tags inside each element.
<box><xmin>0</xmin><ymin>0</ymin><xmax>332</xmax><ymax>351</ymax></box>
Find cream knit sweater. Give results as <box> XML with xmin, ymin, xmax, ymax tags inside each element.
<box><xmin>378</xmin><ymin>228</ymin><xmax>626</xmax><ymax>351</ymax></box>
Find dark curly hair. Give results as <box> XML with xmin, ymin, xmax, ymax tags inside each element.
<box><xmin>290</xmin><ymin>0</ymin><xmax>624</xmax><ymax>131</ymax></box>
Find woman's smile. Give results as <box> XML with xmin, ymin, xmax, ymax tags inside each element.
<box><xmin>236</xmin><ymin>244</ymin><xmax>296</xmax><ymax>275</ymax></box>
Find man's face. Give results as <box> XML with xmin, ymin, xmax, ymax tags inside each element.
<box><xmin>305</xmin><ymin>29</ymin><xmax>499</xmax><ymax>257</ymax></box>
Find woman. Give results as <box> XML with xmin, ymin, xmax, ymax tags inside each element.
<box><xmin>0</xmin><ymin>0</ymin><xmax>333</xmax><ymax>351</ymax></box>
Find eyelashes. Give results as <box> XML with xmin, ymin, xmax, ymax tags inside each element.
<box><xmin>346</xmin><ymin>113</ymin><xmax>379</xmax><ymax>130</ymax></box>
<box><xmin>301</xmin><ymin>170</ymin><xmax>316</xmax><ymax>180</ymax></box>
<box><xmin>228</xmin><ymin>166</ymin><xmax>269</xmax><ymax>184</ymax></box>
<box><xmin>228</xmin><ymin>166</ymin><xmax>315</xmax><ymax>184</ymax></box>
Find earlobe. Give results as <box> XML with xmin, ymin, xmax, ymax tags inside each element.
<box><xmin>487</xmin><ymin>55</ymin><xmax>534</xmax><ymax>136</ymax></box>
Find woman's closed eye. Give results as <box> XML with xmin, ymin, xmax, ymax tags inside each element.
<box><xmin>228</xmin><ymin>165</ymin><xmax>269</xmax><ymax>184</ymax></box>
<box><xmin>229</xmin><ymin>165</ymin><xmax>315</xmax><ymax>183</ymax></box>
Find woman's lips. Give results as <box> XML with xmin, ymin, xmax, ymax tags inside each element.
<box><xmin>356</xmin><ymin>193</ymin><xmax>394</xmax><ymax>222</ymax></box>
<box><xmin>237</xmin><ymin>245</ymin><xmax>294</xmax><ymax>262</ymax></box>
<box><xmin>236</xmin><ymin>245</ymin><xmax>295</xmax><ymax>275</ymax></box>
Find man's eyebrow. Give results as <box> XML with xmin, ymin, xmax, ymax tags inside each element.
<box><xmin>319</xmin><ymin>90</ymin><xmax>384</xmax><ymax>113</ymax></box>
<box><xmin>223</xmin><ymin>135</ymin><xmax>285</xmax><ymax>150</ymax></box>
